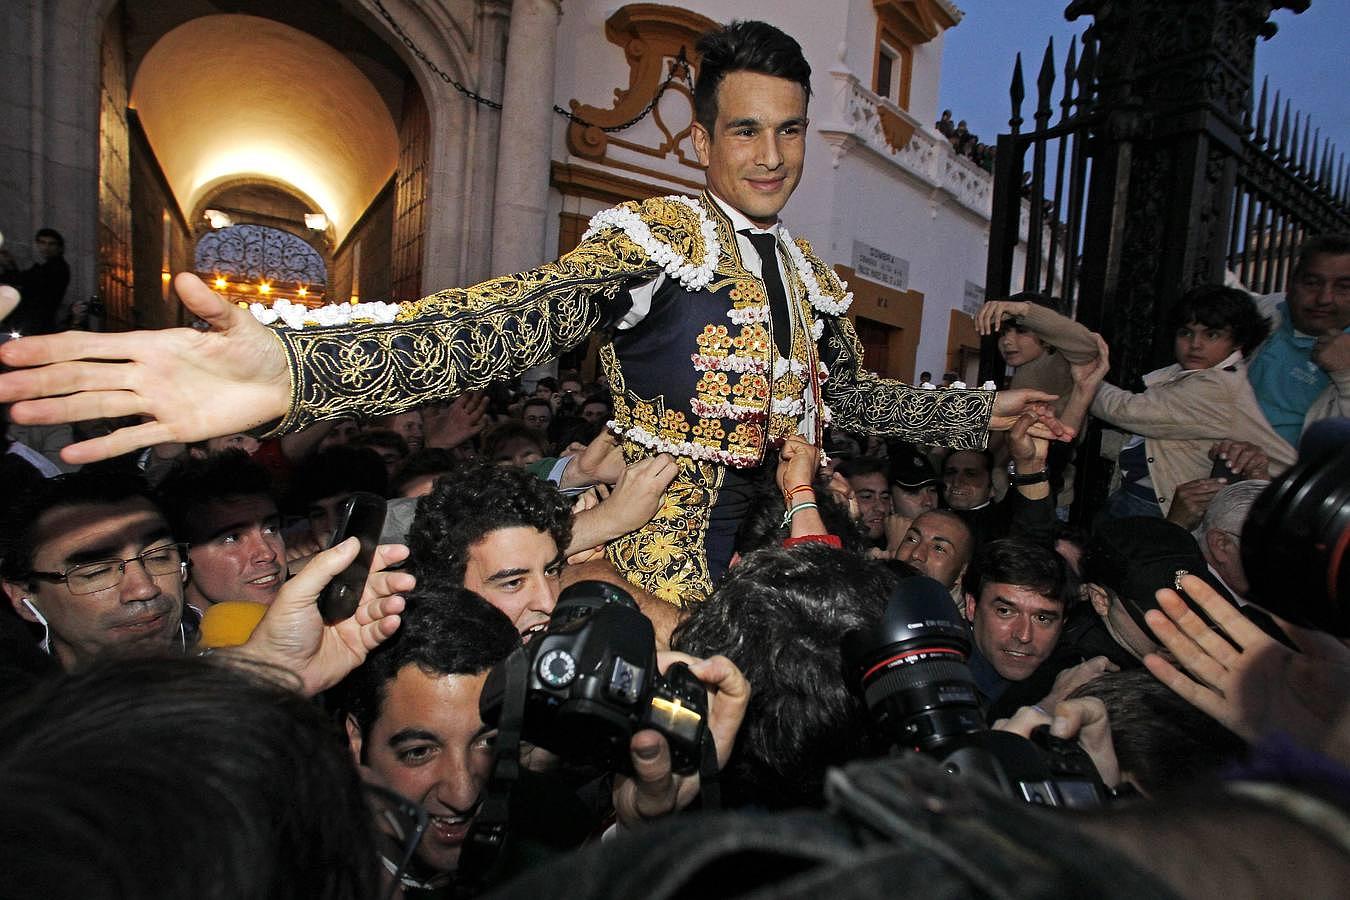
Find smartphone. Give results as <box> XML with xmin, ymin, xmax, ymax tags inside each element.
<box><xmin>318</xmin><ymin>492</ymin><xmax>388</xmax><ymax>624</ymax></box>
<box><xmin>1209</xmin><ymin>457</ymin><xmax>1247</xmax><ymax>483</ymax></box>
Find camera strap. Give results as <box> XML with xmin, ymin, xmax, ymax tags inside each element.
<box><xmin>458</xmin><ymin>646</ymin><xmax>529</xmax><ymax>891</ymax></box>
<box><xmin>697</xmin><ymin>730</ymin><xmax>722</xmax><ymax>811</ymax></box>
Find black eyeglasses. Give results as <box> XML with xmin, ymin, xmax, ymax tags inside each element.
<box><xmin>26</xmin><ymin>543</ymin><xmax>188</xmax><ymax>595</ymax></box>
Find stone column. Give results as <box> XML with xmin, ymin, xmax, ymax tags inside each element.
<box><xmin>490</xmin><ymin>0</ymin><xmax>562</xmax><ymax>276</ymax></box>
<box><xmin>491</xmin><ymin>0</ymin><xmax>563</xmax><ymax>391</ymax></box>
<box><xmin>459</xmin><ymin>0</ymin><xmax>511</xmax><ymax>285</ymax></box>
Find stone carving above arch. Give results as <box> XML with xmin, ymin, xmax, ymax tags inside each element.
<box><xmin>565</xmin><ymin>4</ymin><xmax>718</xmax><ymax>170</ymax></box>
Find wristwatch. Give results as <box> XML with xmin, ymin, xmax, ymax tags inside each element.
<box><xmin>1008</xmin><ymin>460</ymin><xmax>1049</xmax><ymax>486</ymax></box>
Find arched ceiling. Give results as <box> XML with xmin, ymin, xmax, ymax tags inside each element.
<box><xmin>130</xmin><ymin>14</ymin><xmax>399</xmax><ymax>244</ymax></box>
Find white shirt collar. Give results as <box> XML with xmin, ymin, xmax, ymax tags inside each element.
<box><xmin>705</xmin><ymin>191</ymin><xmax>782</xmax><ymax>237</ymax></box>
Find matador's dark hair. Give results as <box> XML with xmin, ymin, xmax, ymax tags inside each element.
<box><xmin>694</xmin><ymin>20</ymin><xmax>812</xmax><ymax>134</ymax></box>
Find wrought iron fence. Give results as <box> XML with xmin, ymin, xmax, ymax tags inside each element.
<box><xmin>1227</xmin><ymin>77</ymin><xmax>1350</xmax><ymax>295</ymax></box>
<box><xmin>980</xmin><ymin>33</ymin><xmax>1101</xmax><ymax>385</ymax></box>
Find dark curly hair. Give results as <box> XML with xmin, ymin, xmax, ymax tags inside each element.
<box><xmin>694</xmin><ymin>20</ymin><xmax>812</xmax><ymax>134</ymax></box>
<box><xmin>407</xmin><ymin>458</ymin><xmax>571</xmax><ymax>584</ymax></box>
<box><xmin>156</xmin><ymin>450</ymin><xmax>276</xmax><ymax>544</ymax></box>
<box><xmin>673</xmin><ymin>544</ymin><xmax>891</xmax><ymax>809</ymax></box>
<box><xmin>1168</xmin><ymin>284</ymin><xmax>1270</xmax><ymax>357</ymax></box>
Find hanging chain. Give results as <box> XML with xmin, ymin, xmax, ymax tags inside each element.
<box><xmin>371</xmin><ymin>0</ymin><xmax>693</xmax><ymax>132</ymax></box>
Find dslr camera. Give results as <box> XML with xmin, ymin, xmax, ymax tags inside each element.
<box><xmin>842</xmin><ymin>576</ymin><xmax>1108</xmax><ymax>808</ymax></box>
<box><xmin>479</xmin><ymin>580</ymin><xmax>708</xmax><ymax>774</ymax></box>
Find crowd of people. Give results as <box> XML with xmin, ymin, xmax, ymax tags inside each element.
<box><xmin>936</xmin><ymin>108</ymin><xmax>995</xmax><ymax>171</ymax></box>
<box><xmin>1</xmin><ymin>17</ymin><xmax>1349</xmax><ymax>900</ymax></box>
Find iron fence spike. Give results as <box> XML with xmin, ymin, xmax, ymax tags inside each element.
<box><xmin>1253</xmin><ymin>77</ymin><xmax>1268</xmax><ymax>144</ymax></box>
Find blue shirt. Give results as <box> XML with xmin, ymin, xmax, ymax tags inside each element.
<box><xmin>1246</xmin><ymin>301</ymin><xmax>1336</xmax><ymax>446</ymax></box>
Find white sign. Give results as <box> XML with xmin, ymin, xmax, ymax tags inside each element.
<box><xmin>851</xmin><ymin>240</ymin><xmax>909</xmax><ymax>292</ymax></box>
<box><xmin>962</xmin><ymin>281</ymin><xmax>985</xmax><ymax>316</ymax></box>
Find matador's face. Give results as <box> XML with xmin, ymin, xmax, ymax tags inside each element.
<box><xmin>692</xmin><ymin>71</ymin><xmax>808</xmax><ymax>229</ymax></box>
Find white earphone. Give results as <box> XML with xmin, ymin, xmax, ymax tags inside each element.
<box><xmin>19</xmin><ymin>598</ymin><xmax>46</xmax><ymax>627</ymax></box>
<box><xmin>20</xmin><ymin>598</ymin><xmax>52</xmax><ymax>652</ymax></box>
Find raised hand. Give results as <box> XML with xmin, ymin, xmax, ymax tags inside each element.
<box><xmin>776</xmin><ymin>435</ymin><xmax>820</xmax><ymax>497</ymax></box>
<box><xmin>595</xmin><ymin>453</ymin><xmax>679</xmax><ymax>536</ymax></box>
<box><xmin>231</xmin><ymin>539</ymin><xmax>413</xmax><ymax>696</ymax></box>
<box><xmin>1143</xmin><ymin>573</ymin><xmax>1350</xmax><ymax>757</ymax></box>
<box><xmin>423</xmin><ymin>391</ymin><xmax>488</xmax><ymax>450</ymax></box>
<box><xmin>0</xmin><ymin>272</ymin><xmax>291</xmax><ymax>463</ymax></box>
<box><xmin>975</xmin><ymin>299</ymin><xmax>1032</xmax><ymax>336</ymax></box>
<box><xmin>989</xmin><ymin>388</ymin><xmax>1074</xmax><ymax>442</ymax></box>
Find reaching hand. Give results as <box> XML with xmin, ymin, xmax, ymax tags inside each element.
<box><xmin>1039</xmin><ymin>655</ymin><xmax>1119</xmax><ymax>708</ymax></box>
<box><xmin>1209</xmin><ymin>439</ymin><xmax>1270</xmax><ymax>481</ymax></box>
<box><xmin>0</xmin><ymin>272</ymin><xmax>291</xmax><ymax>463</ymax></box>
<box><xmin>989</xmin><ymin>388</ymin><xmax>1074</xmax><ymax>442</ymax></box>
<box><xmin>993</xmin><ymin>697</ymin><xmax>1121</xmax><ymax>788</ymax></box>
<box><xmin>883</xmin><ymin>513</ymin><xmax>913</xmax><ymax>554</ymax></box>
<box><xmin>1006</xmin><ymin>410</ymin><xmax>1051</xmax><ymax>474</ymax></box>
<box><xmin>231</xmin><ymin>539</ymin><xmax>413</xmax><ymax>696</ymax></box>
<box><xmin>595</xmin><ymin>454</ymin><xmax>678</xmax><ymax>537</ymax></box>
<box><xmin>1164</xmin><ymin>477</ymin><xmax>1227</xmax><ymax>530</ymax></box>
<box><xmin>423</xmin><ymin>391</ymin><xmax>488</xmax><ymax>450</ymax></box>
<box><xmin>1143</xmin><ymin>573</ymin><xmax>1350</xmax><ymax>759</ymax></box>
<box><xmin>613</xmin><ymin>652</ymin><xmax>750</xmax><ymax>827</ymax></box>
<box><xmin>561</xmin><ymin>428</ymin><xmax>627</xmax><ymax>489</ymax></box>
<box><xmin>975</xmin><ymin>299</ymin><xmax>1032</xmax><ymax>336</ymax></box>
<box><xmin>776</xmin><ymin>436</ymin><xmax>820</xmax><ymax>497</ymax></box>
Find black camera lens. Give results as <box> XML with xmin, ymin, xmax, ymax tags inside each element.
<box><xmin>1242</xmin><ymin>444</ymin><xmax>1350</xmax><ymax>636</ymax></box>
<box><xmin>841</xmin><ymin>576</ymin><xmax>985</xmax><ymax>753</ymax></box>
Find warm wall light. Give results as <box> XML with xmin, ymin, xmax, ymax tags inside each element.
<box><xmin>297</xmin><ymin>286</ymin><xmax>308</xmax><ymax>297</ymax></box>
<box><xmin>203</xmin><ymin>209</ymin><xmax>233</xmax><ymax>229</ymax></box>
<box><xmin>303</xmin><ymin>213</ymin><xmax>329</xmax><ymax>231</ymax></box>
<box><xmin>161</xmin><ymin>271</ymin><xmax>172</xmax><ymax>282</ymax></box>
<box><xmin>258</xmin><ymin>283</ymin><xmax>272</xmax><ymax>295</ymax></box>
<box><xmin>214</xmin><ymin>277</ymin><xmax>228</xmax><ymax>290</ymax></box>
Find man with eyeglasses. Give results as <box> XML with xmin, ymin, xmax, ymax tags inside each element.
<box><xmin>2</xmin><ymin>471</ymin><xmax>190</xmax><ymax>671</ymax></box>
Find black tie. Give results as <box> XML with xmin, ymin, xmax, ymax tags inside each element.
<box><xmin>744</xmin><ymin>231</ymin><xmax>793</xmax><ymax>358</ymax></box>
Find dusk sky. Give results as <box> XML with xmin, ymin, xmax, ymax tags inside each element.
<box><xmin>937</xmin><ymin>0</ymin><xmax>1348</xmax><ymax>178</ymax></box>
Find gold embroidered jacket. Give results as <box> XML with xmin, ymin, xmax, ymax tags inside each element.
<box><xmin>264</xmin><ymin>194</ymin><xmax>994</xmax><ymax>458</ymax></box>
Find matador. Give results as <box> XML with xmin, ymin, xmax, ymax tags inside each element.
<box><xmin>260</xmin><ymin>190</ymin><xmax>994</xmax><ymax>601</ymax></box>
<box><xmin>0</xmin><ymin>21</ymin><xmax>1058</xmax><ymax>604</ymax></box>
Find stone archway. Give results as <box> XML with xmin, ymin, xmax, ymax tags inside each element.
<box><xmin>1</xmin><ymin>0</ymin><xmax>501</xmax><ymax>331</ymax></box>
